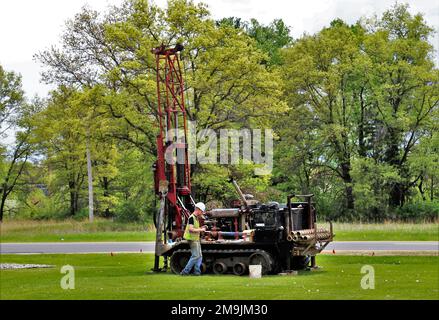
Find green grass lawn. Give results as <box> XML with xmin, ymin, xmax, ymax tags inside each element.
<box><xmin>0</xmin><ymin>219</ymin><xmax>155</xmax><ymax>242</ymax></box>
<box><xmin>332</xmin><ymin>222</ymin><xmax>439</xmax><ymax>241</ymax></box>
<box><xmin>0</xmin><ymin>253</ymin><xmax>438</xmax><ymax>300</ymax></box>
<box><xmin>0</xmin><ymin>219</ymin><xmax>438</xmax><ymax>242</ymax></box>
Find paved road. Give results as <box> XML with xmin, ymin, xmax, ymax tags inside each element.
<box><xmin>1</xmin><ymin>241</ymin><xmax>438</xmax><ymax>254</ymax></box>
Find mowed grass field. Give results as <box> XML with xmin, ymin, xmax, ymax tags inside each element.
<box><xmin>332</xmin><ymin>222</ymin><xmax>439</xmax><ymax>241</ymax></box>
<box><xmin>0</xmin><ymin>219</ymin><xmax>155</xmax><ymax>242</ymax></box>
<box><xmin>0</xmin><ymin>219</ymin><xmax>438</xmax><ymax>242</ymax></box>
<box><xmin>0</xmin><ymin>253</ymin><xmax>438</xmax><ymax>300</ymax></box>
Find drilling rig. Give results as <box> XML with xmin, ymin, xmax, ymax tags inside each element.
<box><xmin>152</xmin><ymin>44</ymin><xmax>334</xmax><ymax>275</ymax></box>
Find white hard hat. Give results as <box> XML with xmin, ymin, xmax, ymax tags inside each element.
<box><xmin>195</xmin><ymin>202</ymin><xmax>206</xmax><ymax>212</ymax></box>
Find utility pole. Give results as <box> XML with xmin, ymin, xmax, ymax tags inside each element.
<box><xmin>86</xmin><ymin>130</ymin><xmax>94</xmax><ymax>222</ymax></box>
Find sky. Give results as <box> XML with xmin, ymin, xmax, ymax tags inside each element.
<box><xmin>0</xmin><ymin>0</ymin><xmax>438</xmax><ymax>100</ymax></box>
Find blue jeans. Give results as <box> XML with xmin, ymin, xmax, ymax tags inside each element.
<box><xmin>181</xmin><ymin>240</ymin><xmax>202</xmax><ymax>274</ymax></box>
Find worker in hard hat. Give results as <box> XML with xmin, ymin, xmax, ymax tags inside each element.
<box><xmin>180</xmin><ymin>202</ymin><xmax>207</xmax><ymax>276</ymax></box>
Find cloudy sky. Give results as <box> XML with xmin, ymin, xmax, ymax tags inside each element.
<box><xmin>1</xmin><ymin>0</ymin><xmax>438</xmax><ymax>99</ymax></box>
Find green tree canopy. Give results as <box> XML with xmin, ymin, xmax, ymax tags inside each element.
<box><xmin>277</xmin><ymin>3</ymin><xmax>438</xmax><ymax>219</ymax></box>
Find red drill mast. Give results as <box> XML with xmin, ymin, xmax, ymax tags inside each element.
<box><xmin>152</xmin><ymin>44</ymin><xmax>194</xmax><ymax>271</ymax></box>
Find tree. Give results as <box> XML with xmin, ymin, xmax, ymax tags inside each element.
<box><xmin>0</xmin><ymin>65</ymin><xmax>36</xmax><ymax>221</ymax></box>
<box><xmin>0</xmin><ymin>131</ymin><xmax>32</xmax><ymax>221</ymax></box>
<box><xmin>217</xmin><ymin>17</ymin><xmax>293</xmax><ymax>65</ymax></box>
<box><xmin>361</xmin><ymin>3</ymin><xmax>438</xmax><ymax>207</ymax></box>
<box><xmin>246</xmin><ymin>18</ymin><xmax>293</xmax><ymax>65</ymax></box>
<box><xmin>278</xmin><ymin>4</ymin><xmax>438</xmax><ymax>219</ymax></box>
<box><xmin>35</xmin><ymin>0</ymin><xmax>287</xmax><ymax>207</ymax></box>
<box><xmin>35</xmin><ymin>0</ymin><xmax>286</xmax><ymax>156</ymax></box>
<box><xmin>280</xmin><ymin>19</ymin><xmax>363</xmax><ymax>213</ymax></box>
<box><xmin>0</xmin><ymin>65</ymin><xmax>24</xmax><ymax>134</ymax></box>
<box><xmin>30</xmin><ymin>86</ymin><xmax>119</xmax><ymax>217</ymax></box>
<box><xmin>31</xmin><ymin>87</ymin><xmax>86</xmax><ymax>216</ymax></box>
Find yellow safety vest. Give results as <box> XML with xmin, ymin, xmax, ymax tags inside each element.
<box><xmin>184</xmin><ymin>214</ymin><xmax>200</xmax><ymax>241</ymax></box>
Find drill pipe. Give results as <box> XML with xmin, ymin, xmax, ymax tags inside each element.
<box><xmin>291</xmin><ymin>230</ymin><xmax>331</xmax><ymax>241</ymax></box>
<box><xmin>299</xmin><ymin>233</ymin><xmax>331</xmax><ymax>241</ymax></box>
<box><xmin>294</xmin><ymin>228</ymin><xmax>327</xmax><ymax>236</ymax></box>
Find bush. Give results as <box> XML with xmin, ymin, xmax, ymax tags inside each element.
<box><xmin>71</xmin><ymin>207</ymin><xmax>91</xmax><ymax>221</ymax></box>
<box><xmin>14</xmin><ymin>189</ymin><xmax>68</xmax><ymax>220</ymax></box>
<box><xmin>395</xmin><ymin>202</ymin><xmax>439</xmax><ymax>222</ymax></box>
<box><xmin>114</xmin><ymin>201</ymin><xmax>144</xmax><ymax>222</ymax></box>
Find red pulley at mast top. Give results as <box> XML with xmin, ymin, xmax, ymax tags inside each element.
<box><xmin>152</xmin><ymin>44</ymin><xmax>193</xmax><ymax>236</ymax></box>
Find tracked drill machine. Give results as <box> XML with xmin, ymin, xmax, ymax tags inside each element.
<box><xmin>152</xmin><ymin>45</ymin><xmax>334</xmax><ymax>275</ymax></box>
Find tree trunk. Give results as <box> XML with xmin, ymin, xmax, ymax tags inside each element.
<box><xmin>390</xmin><ymin>183</ymin><xmax>404</xmax><ymax>207</ymax></box>
<box><xmin>86</xmin><ymin>138</ymin><xmax>94</xmax><ymax>222</ymax></box>
<box><xmin>345</xmin><ymin>184</ymin><xmax>354</xmax><ymax>211</ymax></box>
<box><xmin>69</xmin><ymin>181</ymin><xmax>77</xmax><ymax>216</ymax></box>
<box><xmin>384</xmin><ymin>127</ymin><xmax>406</xmax><ymax>207</ymax></box>
<box><xmin>341</xmin><ymin>162</ymin><xmax>354</xmax><ymax>211</ymax></box>
<box><xmin>102</xmin><ymin>176</ymin><xmax>111</xmax><ymax>217</ymax></box>
<box><xmin>418</xmin><ymin>175</ymin><xmax>426</xmax><ymax>201</ymax></box>
<box><xmin>358</xmin><ymin>87</ymin><xmax>367</xmax><ymax>157</ymax></box>
<box><xmin>0</xmin><ymin>190</ymin><xmax>7</xmax><ymax>222</ymax></box>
